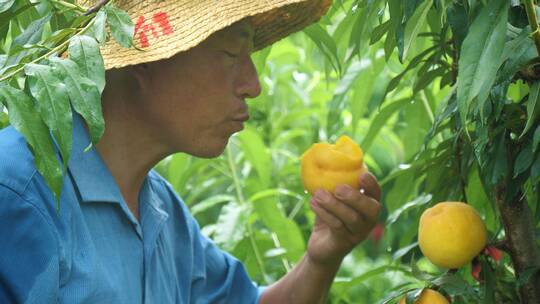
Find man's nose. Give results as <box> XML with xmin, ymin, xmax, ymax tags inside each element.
<box><xmin>236</xmin><ymin>56</ymin><xmax>261</xmax><ymax>99</ymax></box>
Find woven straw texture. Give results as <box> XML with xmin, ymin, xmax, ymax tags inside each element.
<box><xmin>80</xmin><ymin>0</ymin><xmax>332</xmax><ymax>69</ymax></box>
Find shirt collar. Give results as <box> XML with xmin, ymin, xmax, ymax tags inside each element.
<box><xmin>68</xmin><ymin>113</ymin><xmax>125</xmax><ymax>204</ymax></box>
<box><xmin>68</xmin><ymin>114</ymin><xmax>169</xmax><ymax>231</ymax></box>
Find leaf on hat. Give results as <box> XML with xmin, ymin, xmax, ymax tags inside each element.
<box><xmin>104</xmin><ymin>4</ymin><xmax>134</xmax><ymax>48</ymax></box>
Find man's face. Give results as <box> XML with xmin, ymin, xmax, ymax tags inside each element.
<box><xmin>136</xmin><ymin>20</ymin><xmax>261</xmax><ymax>158</ymax></box>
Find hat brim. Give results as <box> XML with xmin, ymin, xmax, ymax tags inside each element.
<box><xmin>80</xmin><ymin>0</ymin><xmax>332</xmax><ymax>70</ymax></box>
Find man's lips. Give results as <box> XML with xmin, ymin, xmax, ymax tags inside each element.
<box><xmin>231</xmin><ymin>113</ymin><xmax>250</xmax><ymax>122</ymax></box>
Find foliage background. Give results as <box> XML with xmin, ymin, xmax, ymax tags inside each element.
<box><xmin>1</xmin><ymin>0</ymin><xmax>540</xmax><ymax>303</ymax></box>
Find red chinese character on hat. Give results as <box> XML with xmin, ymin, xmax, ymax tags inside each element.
<box><xmin>134</xmin><ymin>12</ymin><xmax>174</xmax><ymax>48</ymax></box>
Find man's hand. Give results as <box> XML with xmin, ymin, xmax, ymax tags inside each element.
<box><xmin>307</xmin><ymin>172</ymin><xmax>382</xmax><ymax>266</ymax></box>
<box><xmin>259</xmin><ymin>172</ymin><xmax>382</xmax><ymax>304</ymax></box>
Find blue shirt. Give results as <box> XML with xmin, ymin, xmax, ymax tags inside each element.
<box><xmin>0</xmin><ymin>115</ymin><xmax>265</xmax><ymax>303</ymax></box>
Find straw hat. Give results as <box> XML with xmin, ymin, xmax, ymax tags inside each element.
<box><xmin>80</xmin><ymin>0</ymin><xmax>332</xmax><ymax>70</ymax></box>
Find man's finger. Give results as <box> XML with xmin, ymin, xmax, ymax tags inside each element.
<box><xmin>313</xmin><ymin>189</ymin><xmax>366</xmax><ymax>234</ymax></box>
<box><xmin>359</xmin><ymin>172</ymin><xmax>381</xmax><ymax>201</ymax></box>
<box><xmin>310</xmin><ymin>197</ymin><xmax>346</xmax><ymax>231</ymax></box>
<box><xmin>335</xmin><ymin>184</ymin><xmax>381</xmax><ymax>222</ymax></box>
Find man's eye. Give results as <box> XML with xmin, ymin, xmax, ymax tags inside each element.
<box><xmin>223</xmin><ymin>51</ymin><xmax>239</xmax><ymax>58</ymax></box>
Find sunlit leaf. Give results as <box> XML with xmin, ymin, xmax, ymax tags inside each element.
<box><xmin>49</xmin><ymin>57</ymin><xmax>104</xmax><ymax>146</ymax></box>
<box><xmin>520</xmin><ymin>81</ymin><xmax>540</xmax><ymax>138</ymax></box>
<box><xmin>4</xmin><ymin>13</ymin><xmax>51</xmax><ymax>68</ymax></box>
<box><xmin>456</xmin><ymin>0</ymin><xmax>508</xmax><ymax>125</ymax></box>
<box><xmin>68</xmin><ymin>35</ymin><xmax>105</xmax><ymax>93</ymax></box>
<box><xmin>104</xmin><ymin>4</ymin><xmax>134</xmax><ymax>48</ymax></box>
<box><xmin>386</xmin><ymin>194</ymin><xmax>432</xmax><ymax>225</ymax></box>
<box><xmin>24</xmin><ymin>63</ymin><xmax>72</xmax><ymax>168</ymax></box>
<box><xmin>251</xmin><ymin>195</ymin><xmax>305</xmax><ymax>261</ymax></box>
<box><xmin>497</xmin><ymin>27</ymin><xmax>536</xmax><ymax>85</ymax></box>
<box><xmin>191</xmin><ymin>194</ymin><xmax>235</xmax><ymax>215</ymax></box>
<box><xmin>86</xmin><ymin>10</ymin><xmax>107</xmax><ymax>44</ymax></box>
<box><xmin>402</xmin><ymin>0</ymin><xmax>433</xmax><ymax>61</ymax></box>
<box><xmin>238</xmin><ymin>127</ymin><xmax>272</xmax><ymax>188</ymax></box>
<box><xmin>304</xmin><ymin>23</ymin><xmax>341</xmax><ymax>74</ymax></box>
<box><xmin>0</xmin><ymin>0</ymin><xmax>14</xmax><ymax>13</ymax></box>
<box><xmin>214</xmin><ymin>201</ymin><xmax>250</xmax><ymax>251</ymax></box>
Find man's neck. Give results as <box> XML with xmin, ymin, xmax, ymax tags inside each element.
<box><xmin>95</xmin><ymin>93</ymin><xmax>170</xmax><ymax>221</ymax></box>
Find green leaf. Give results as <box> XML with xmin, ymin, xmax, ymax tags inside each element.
<box><xmin>413</xmin><ymin>66</ymin><xmax>446</xmax><ymax>94</ymax></box>
<box><xmin>480</xmin><ymin>258</ymin><xmax>496</xmax><ymax>303</ymax></box>
<box><xmin>533</xmin><ymin>125</ymin><xmax>540</xmax><ymax>152</ymax></box>
<box><xmin>517</xmin><ymin>266</ymin><xmax>540</xmax><ymax>286</ymax></box>
<box><xmin>361</xmin><ymin>97</ymin><xmax>412</xmax><ymax>151</ymax></box>
<box><xmin>24</xmin><ymin>63</ymin><xmax>72</xmax><ymax>168</ymax></box>
<box><xmin>432</xmin><ymin>272</ymin><xmax>475</xmax><ymax>294</ymax></box>
<box><xmin>402</xmin><ymin>0</ymin><xmax>433</xmax><ymax>61</ymax></box>
<box><xmin>10</xmin><ymin>9</ymin><xmax>50</xmax><ymax>48</ymax></box>
<box><xmin>49</xmin><ymin>57</ymin><xmax>104</xmax><ymax>146</ymax></box>
<box><xmin>446</xmin><ymin>2</ymin><xmax>468</xmax><ymax>51</ymax></box>
<box><xmin>378</xmin><ymin>286</ymin><xmax>424</xmax><ymax>304</ymax></box>
<box><xmin>304</xmin><ymin>23</ymin><xmax>341</xmax><ymax>75</ymax></box>
<box><xmin>334</xmin><ymin>265</ymin><xmax>414</xmax><ymax>297</ymax></box>
<box><xmin>87</xmin><ymin>10</ymin><xmax>107</xmax><ymax>44</ymax></box>
<box><xmin>369</xmin><ymin>20</ymin><xmax>390</xmax><ymax>45</ymax></box>
<box><xmin>0</xmin><ymin>0</ymin><xmax>14</xmax><ymax>13</ymax></box>
<box><xmin>248</xmin><ymin>188</ymin><xmax>303</xmax><ymax>204</ymax></box>
<box><xmin>264</xmin><ymin>247</ymin><xmax>287</xmax><ymax>258</ymax></box>
<box><xmin>4</xmin><ymin>13</ymin><xmax>51</xmax><ymax>68</ymax></box>
<box><xmin>104</xmin><ymin>4</ymin><xmax>134</xmax><ymax>48</ymax></box>
<box><xmin>386</xmin><ymin>193</ymin><xmax>432</xmax><ymax>225</ymax></box>
<box><xmin>251</xmin><ymin>45</ymin><xmax>272</xmax><ymax>73</ymax></box>
<box><xmin>191</xmin><ymin>194</ymin><xmax>235</xmax><ymax>215</ymax></box>
<box><xmin>327</xmin><ymin>59</ymin><xmax>371</xmax><ymax>136</ymax></box>
<box><xmin>392</xmin><ymin>242</ymin><xmax>419</xmax><ymax>261</ymax></box>
<box><xmin>385</xmin><ymin>0</ymin><xmax>402</xmax><ymax>60</ymax></box>
<box><xmin>166</xmin><ymin>153</ymin><xmax>192</xmax><ymax>190</ymax></box>
<box><xmin>531</xmin><ymin>152</ymin><xmax>540</xmax><ymax>184</ymax></box>
<box><xmin>514</xmin><ymin>144</ymin><xmax>534</xmax><ymax>177</ymax></box>
<box><xmin>251</xmin><ymin>194</ymin><xmax>305</xmax><ymax>261</ymax></box>
<box><xmin>68</xmin><ymin>35</ymin><xmax>105</xmax><ymax>93</ymax></box>
<box><xmin>521</xmin><ymin>81</ymin><xmax>540</xmax><ymax>138</ymax></box>
<box><xmin>348</xmin><ymin>1</ymin><xmax>381</xmax><ymax>62</ymax></box>
<box><xmin>466</xmin><ymin>164</ymin><xmax>496</xmax><ymax>228</ymax></box>
<box><xmin>238</xmin><ymin>127</ymin><xmax>272</xmax><ymax>188</ymax></box>
<box><xmin>0</xmin><ymin>84</ymin><xmax>63</xmax><ymax>203</ymax></box>
<box><xmin>484</xmin><ymin>131</ymin><xmax>508</xmax><ymax>188</ymax></box>
<box><xmin>456</xmin><ymin>0</ymin><xmax>508</xmax><ymax>124</ymax></box>
<box><xmin>213</xmin><ymin>201</ymin><xmax>250</xmax><ymax>251</ymax></box>
<box><xmin>498</xmin><ymin>27</ymin><xmax>536</xmax><ymax>85</ymax></box>
<box><xmin>383</xmin><ymin>46</ymin><xmax>437</xmax><ymax>99</ymax></box>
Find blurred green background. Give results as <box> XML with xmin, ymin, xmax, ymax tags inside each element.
<box><xmin>153</xmin><ymin>1</ymin><xmax>485</xmax><ymax>302</ymax></box>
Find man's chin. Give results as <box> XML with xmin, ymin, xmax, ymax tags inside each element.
<box><xmin>190</xmin><ymin>142</ymin><xmax>228</xmax><ymax>159</ymax></box>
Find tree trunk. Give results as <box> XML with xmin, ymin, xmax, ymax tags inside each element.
<box><xmin>496</xmin><ymin>186</ymin><xmax>540</xmax><ymax>304</ymax></box>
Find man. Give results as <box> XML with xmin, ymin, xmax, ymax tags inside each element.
<box><xmin>0</xmin><ymin>0</ymin><xmax>381</xmax><ymax>303</ymax></box>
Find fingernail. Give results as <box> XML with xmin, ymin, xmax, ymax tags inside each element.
<box><xmin>335</xmin><ymin>185</ymin><xmax>351</xmax><ymax>198</ymax></box>
<box><xmin>310</xmin><ymin>197</ymin><xmax>319</xmax><ymax>207</ymax></box>
<box><xmin>314</xmin><ymin>190</ymin><xmax>330</xmax><ymax>202</ymax></box>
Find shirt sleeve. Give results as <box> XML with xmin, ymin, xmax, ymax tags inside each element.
<box><xmin>187</xmin><ymin>212</ymin><xmax>265</xmax><ymax>303</ymax></box>
<box><xmin>0</xmin><ymin>185</ymin><xmax>59</xmax><ymax>304</ymax></box>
